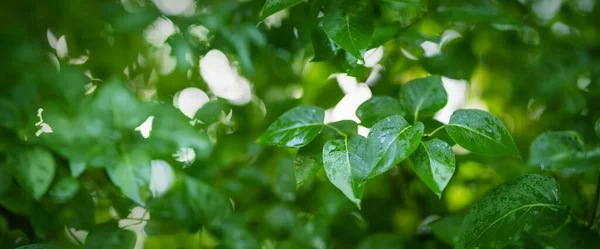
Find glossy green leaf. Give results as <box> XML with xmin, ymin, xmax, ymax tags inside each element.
<box><xmin>257</xmin><ymin>106</ymin><xmax>325</xmax><ymax>148</ymax></box>
<box><xmin>294</xmin><ymin>138</ymin><xmax>324</xmax><ymax>187</ymax></box>
<box><xmin>398</xmin><ymin>75</ymin><xmax>447</xmax><ymax>121</ymax></box>
<box><xmin>260</xmin><ymin>0</ymin><xmax>304</xmax><ymax>20</ymax></box>
<box><xmin>84</xmin><ymin>222</ymin><xmax>136</xmax><ymax>249</ymax></box>
<box><xmin>528</xmin><ymin>131</ymin><xmax>600</xmax><ymax>173</ymax></box>
<box><xmin>322</xmin><ymin>4</ymin><xmax>374</xmax><ymax>59</ymax></box>
<box><xmin>429</xmin><ymin>216</ymin><xmax>463</xmax><ymax>246</ymax></box>
<box><xmin>311</xmin><ymin>27</ymin><xmax>338</xmax><ymax>62</ymax></box>
<box><xmin>367</xmin><ymin>116</ymin><xmax>423</xmax><ymax>178</ymax></box>
<box><xmin>107</xmin><ymin>150</ymin><xmax>151</xmax><ymax>205</ymax></box>
<box><xmin>16</xmin><ymin>245</ymin><xmax>63</xmax><ymax>249</ymax></box>
<box><xmin>446</xmin><ymin>109</ymin><xmax>519</xmax><ymax>156</ymax></box>
<box><xmin>410</xmin><ymin>138</ymin><xmax>455</xmax><ymax>197</ymax></box>
<box><xmin>6</xmin><ymin>147</ymin><xmax>56</xmax><ymax>200</ymax></box>
<box><xmin>356</xmin><ymin>96</ymin><xmax>405</xmax><ymax>127</ymax></box>
<box><xmin>323</xmin><ymin>134</ymin><xmax>371</xmax><ymax>207</ymax></box>
<box><xmin>456</xmin><ymin>174</ymin><xmax>569</xmax><ymax>249</ymax></box>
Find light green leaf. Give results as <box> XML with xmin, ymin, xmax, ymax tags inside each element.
<box><xmin>410</xmin><ymin>138</ymin><xmax>455</xmax><ymax>197</ymax></box>
<box><xmin>48</xmin><ymin>177</ymin><xmax>80</xmax><ymax>203</ymax></box>
<box><xmin>322</xmin><ymin>5</ymin><xmax>374</xmax><ymax>59</ymax></box>
<box><xmin>398</xmin><ymin>75</ymin><xmax>447</xmax><ymax>121</ymax></box>
<box><xmin>446</xmin><ymin>109</ymin><xmax>519</xmax><ymax>156</ymax></box>
<box><xmin>367</xmin><ymin>116</ymin><xmax>423</xmax><ymax>178</ymax></box>
<box><xmin>456</xmin><ymin>174</ymin><xmax>569</xmax><ymax>249</ymax></box>
<box><xmin>356</xmin><ymin>96</ymin><xmax>405</xmax><ymax>127</ymax></box>
<box><xmin>84</xmin><ymin>222</ymin><xmax>137</xmax><ymax>249</ymax></box>
<box><xmin>92</xmin><ymin>80</ymin><xmax>148</xmax><ymax>129</ymax></box>
<box><xmin>528</xmin><ymin>131</ymin><xmax>600</xmax><ymax>173</ymax></box>
<box><xmin>260</xmin><ymin>0</ymin><xmax>305</xmax><ymax>20</ymax></box>
<box><xmin>595</xmin><ymin>118</ymin><xmax>600</xmax><ymax>138</ymax></box>
<box><xmin>323</xmin><ymin>134</ymin><xmax>370</xmax><ymax>207</ymax></box>
<box><xmin>294</xmin><ymin>138</ymin><xmax>324</xmax><ymax>187</ymax></box>
<box><xmin>6</xmin><ymin>147</ymin><xmax>56</xmax><ymax>200</ymax></box>
<box><xmin>257</xmin><ymin>106</ymin><xmax>325</xmax><ymax>148</ymax></box>
<box><xmin>107</xmin><ymin>150</ymin><xmax>151</xmax><ymax>205</ymax></box>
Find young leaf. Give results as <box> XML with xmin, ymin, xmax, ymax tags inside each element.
<box><xmin>260</xmin><ymin>0</ymin><xmax>305</xmax><ymax>20</ymax></box>
<box><xmin>356</xmin><ymin>96</ymin><xmax>405</xmax><ymax>127</ymax></box>
<box><xmin>84</xmin><ymin>222</ymin><xmax>137</xmax><ymax>249</ymax></box>
<box><xmin>456</xmin><ymin>174</ymin><xmax>569</xmax><ymax>249</ymax></box>
<box><xmin>323</xmin><ymin>134</ymin><xmax>371</xmax><ymax>207</ymax></box>
<box><xmin>322</xmin><ymin>4</ymin><xmax>374</xmax><ymax>59</ymax></box>
<box><xmin>528</xmin><ymin>131</ymin><xmax>600</xmax><ymax>172</ymax></box>
<box><xmin>410</xmin><ymin>138</ymin><xmax>455</xmax><ymax>198</ymax></box>
<box><xmin>446</xmin><ymin>109</ymin><xmax>519</xmax><ymax>156</ymax></box>
<box><xmin>367</xmin><ymin>116</ymin><xmax>423</xmax><ymax>178</ymax></box>
<box><xmin>6</xmin><ymin>147</ymin><xmax>56</xmax><ymax>200</ymax></box>
<box><xmin>257</xmin><ymin>106</ymin><xmax>325</xmax><ymax>148</ymax></box>
<box><xmin>106</xmin><ymin>150</ymin><xmax>151</xmax><ymax>205</ymax></box>
<box><xmin>294</xmin><ymin>138</ymin><xmax>324</xmax><ymax>187</ymax></box>
<box><xmin>398</xmin><ymin>75</ymin><xmax>447</xmax><ymax>121</ymax></box>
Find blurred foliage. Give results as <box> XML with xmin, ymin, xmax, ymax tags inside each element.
<box><xmin>1</xmin><ymin>0</ymin><xmax>600</xmax><ymax>248</ymax></box>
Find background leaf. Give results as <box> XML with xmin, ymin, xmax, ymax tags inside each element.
<box><xmin>398</xmin><ymin>75</ymin><xmax>447</xmax><ymax>121</ymax></box>
<box><xmin>6</xmin><ymin>147</ymin><xmax>56</xmax><ymax>200</ymax></box>
<box><xmin>261</xmin><ymin>0</ymin><xmax>305</xmax><ymax>20</ymax></box>
<box><xmin>84</xmin><ymin>222</ymin><xmax>137</xmax><ymax>249</ymax></box>
<box><xmin>356</xmin><ymin>96</ymin><xmax>405</xmax><ymax>127</ymax></box>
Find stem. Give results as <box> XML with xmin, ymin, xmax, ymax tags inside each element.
<box><xmin>588</xmin><ymin>173</ymin><xmax>600</xmax><ymax>228</ymax></box>
<box><xmin>413</xmin><ymin>112</ymin><xmax>418</xmax><ymax>125</ymax></box>
<box><xmin>424</xmin><ymin>125</ymin><xmax>445</xmax><ymax>137</ymax></box>
<box><xmin>67</xmin><ymin>228</ymin><xmax>84</xmax><ymax>247</ymax></box>
<box><xmin>324</xmin><ymin>123</ymin><xmax>347</xmax><ymax>137</ymax></box>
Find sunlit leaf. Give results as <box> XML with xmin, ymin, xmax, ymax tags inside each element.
<box><xmin>257</xmin><ymin>106</ymin><xmax>325</xmax><ymax>148</ymax></box>
<box><xmin>356</xmin><ymin>96</ymin><xmax>405</xmax><ymax>127</ymax></box>
<box><xmin>446</xmin><ymin>109</ymin><xmax>519</xmax><ymax>156</ymax></box>
<box><xmin>322</xmin><ymin>3</ymin><xmax>374</xmax><ymax>59</ymax></box>
<box><xmin>456</xmin><ymin>174</ymin><xmax>568</xmax><ymax>249</ymax></box>
<box><xmin>367</xmin><ymin>116</ymin><xmax>423</xmax><ymax>178</ymax></box>
<box><xmin>6</xmin><ymin>147</ymin><xmax>56</xmax><ymax>200</ymax></box>
<box><xmin>323</xmin><ymin>134</ymin><xmax>371</xmax><ymax>207</ymax></box>
<box><xmin>410</xmin><ymin>138</ymin><xmax>455</xmax><ymax>197</ymax></box>
<box><xmin>398</xmin><ymin>75</ymin><xmax>447</xmax><ymax>121</ymax></box>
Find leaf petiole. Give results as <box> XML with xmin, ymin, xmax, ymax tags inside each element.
<box><xmin>324</xmin><ymin>123</ymin><xmax>348</xmax><ymax>137</ymax></box>
<box><xmin>424</xmin><ymin>125</ymin><xmax>445</xmax><ymax>137</ymax></box>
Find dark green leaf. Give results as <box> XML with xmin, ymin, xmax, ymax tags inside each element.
<box><xmin>456</xmin><ymin>174</ymin><xmax>569</xmax><ymax>249</ymax></box>
<box><xmin>528</xmin><ymin>131</ymin><xmax>600</xmax><ymax>173</ymax></box>
<box><xmin>16</xmin><ymin>245</ymin><xmax>63</xmax><ymax>249</ymax></box>
<box><xmin>356</xmin><ymin>96</ymin><xmax>405</xmax><ymax>127</ymax></box>
<box><xmin>311</xmin><ymin>27</ymin><xmax>338</xmax><ymax>62</ymax></box>
<box><xmin>6</xmin><ymin>147</ymin><xmax>56</xmax><ymax>200</ymax></box>
<box><xmin>398</xmin><ymin>75</ymin><xmax>447</xmax><ymax>121</ymax></box>
<box><xmin>0</xmin><ymin>230</ymin><xmax>29</xmax><ymax>248</ymax></box>
<box><xmin>367</xmin><ymin>116</ymin><xmax>423</xmax><ymax>178</ymax></box>
<box><xmin>357</xmin><ymin>233</ymin><xmax>403</xmax><ymax>249</ymax></box>
<box><xmin>410</xmin><ymin>138</ymin><xmax>455</xmax><ymax>197</ymax></box>
<box><xmin>0</xmin><ymin>166</ymin><xmax>12</xmax><ymax>195</ymax></box>
<box><xmin>429</xmin><ymin>216</ymin><xmax>463</xmax><ymax>246</ymax></box>
<box><xmin>446</xmin><ymin>109</ymin><xmax>519</xmax><ymax>156</ymax></box>
<box><xmin>260</xmin><ymin>0</ymin><xmax>305</xmax><ymax>20</ymax></box>
<box><xmin>294</xmin><ymin>138</ymin><xmax>324</xmax><ymax>187</ymax></box>
<box><xmin>322</xmin><ymin>120</ymin><xmax>358</xmax><ymax>140</ymax></box>
<box><xmin>595</xmin><ymin>119</ymin><xmax>600</xmax><ymax>138</ymax></box>
<box><xmin>322</xmin><ymin>5</ymin><xmax>374</xmax><ymax>59</ymax></box>
<box><xmin>107</xmin><ymin>150</ymin><xmax>151</xmax><ymax>205</ymax></box>
<box><xmin>84</xmin><ymin>222</ymin><xmax>136</xmax><ymax>249</ymax></box>
<box><xmin>257</xmin><ymin>106</ymin><xmax>325</xmax><ymax>148</ymax></box>
<box><xmin>323</xmin><ymin>134</ymin><xmax>370</xmax><ymax>207</ymax></box>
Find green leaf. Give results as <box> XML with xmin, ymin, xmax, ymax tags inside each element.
<box><xmin>410</xmin><ymin>138</ymin><xmax>455</xmax><ymax>197</ymax></box>
<box><xmin>356</xmin><ymin>96</ymin><xmax>405</xmax><ymax>127</ymax></box>
<box><xmin>84</xmin><ymin>222</ymin><xmax>137</xmax><ymax>249</ymax></box>
<box><xmin>429</xmin><ymin>216</ymin><xmax>463</xmax><ymax>246</ymax></box>
<box><xmin>456</xmin><ymin>174</ymin><xmax>569</xmax><ymax>249</ymax></box>
<box><xmin>257</xmin><ymin>106</ymin><xmax>325</xmax><ymax>148</ymax></box>
<box><xmin>528</xmin><ymin>131</ymin><xmax>600</xmax><ymax>173</ymax></box>
<box><xmin>48</xmin><ymin>177</ymin><xmax>80</xmax><ymax>203</ymax></box>
<box><xmin>16</xmin><ymin>245</ymin><xmax>63</xmax><ymax>249</ymax></box>
<box><xmin>323</xmin><ymin>134</ymin><xmax>370</xmax><ymax>207</ymax></box>
<box><xmin>0</xmin><ymin>230</ymin><xmax>29</xmax><ymax>248</ymax></box>
<box><xmin>6</xmin><ymin>147</ymin><xmax>56</xmax><ymax>200</ymax></box>
<box><xmin>260</xmin><ymin>0</ymin><xmax>305</xmax><ymax>20</ymax></box>
<box><xmin>322</xmin><ymin>120</ymin><xmax>358</xmax><ymax>140</ymax></box>
<box><xmin>322</xmin><ymin>4</ymin><xmax>374</xmax><ymax>59</ymax></box>
<box><xmin>595</xmin><ymin>118</ymin><xmax>600</xmax><ymax>138</ymax></box>
<box><xmin>92</xmin><ymin>80</ymin><xmax>148</xmax><ymax>129</ymax></box>
<box><xmin>398</xmin><ymin>75</ymin><xmax>447</xmax><ymax>121</ymax></box>
<box><xmin>294</xmin><ymin>138</ymin><xmax>324</xmax><ymax>187</ymax></box>
<box><xmin>107</xmin><ymin>150</ymin><xmax>151</xmax><ymax>205</ymax></box>
<box><xmin>311</xmin><ymin>27</ymin><xmax>338</xmax><ymax>62</ymax></box>
<box><xmin>357</xmin><ymin>233</ymin><xmax>403</xmax><ymax>249</ymax></box>
<box><xmin>367</xmin><ymin>116</ymin><xmax>423</xmax><ymax>178</ymax></box>
<box><xmin>0</xmin><ymin>166</ymin><xmax>12</xmax><ymax>195</ymax></box>
<box><xmin>446</xmin><ymin>109</ymin><xmax>519</xmax><ymax>156</ymax></box>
